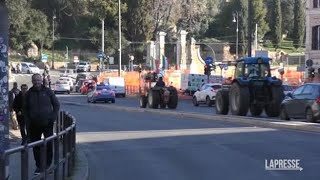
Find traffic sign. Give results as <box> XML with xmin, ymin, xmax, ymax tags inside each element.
<box><xmin>219</xmin><ymin>64</ymin><xmax>227</xmax><ymax>69</ymax></box>
<box><xmin>41</xmin><ymin>54</ymin><xmax>48</xmax><ymax>62</ymax></box>
<box><xmin>73</xmin><ymin>56</ymin><xmax>79</xmax><ymax>63</ymax></box>
<box><xmin>205</xmin><ymin>56</ymin><xmax>213</xmax><ymax>64</ymax></box>
<box><xmin>306</xmin><ymin>59</ymin><xmax>313</xmax><ymax>67</ymax></box>
<box><xmin>97</xmin><ymin>52</ymin><xmax>105</xmax><ymax>59</ymax></box>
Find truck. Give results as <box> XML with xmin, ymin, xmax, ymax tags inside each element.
<box><xmin>215</xmin><ymin>57</ymin><xmax>284</xmax><ymax>117</ymax></box>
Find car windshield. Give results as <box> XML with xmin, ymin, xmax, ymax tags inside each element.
<box><xmin>79</xmin><ymin>62</ymin><xmax>87</xmax><ymax>65</ymax></box>
<box><xmin>244</xmin><ymin>63</ymin><xmax>270</xmax><ymax>78</ymax></box>
<box><xmin>28</xmin><ymin>64</ymin><xmax>36</xmax><ymax>67</ymax></box>
<box><xmin>211</xmin><ymin>85</ymin><xmax>221</xmax><ymax>90</ymax></box>
<box><xmin>96</xmin><ymin>86</ymin><xmax>111</xmax><ymax>91</ymax></box>
<box><xmin>56</xmin><ymin>81</ymin><xmax>68</xmax><ymax>84</ymax></box>
<box><xmin>283</xmin><ymin>85</ymin><xmax>293</xmax><ymax>91</ymax></box>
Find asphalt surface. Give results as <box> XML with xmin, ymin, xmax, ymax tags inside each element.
<box><xmin>59</xmin><ymin>101</ymin><xmax>320</xmax><ymax>180</ymax></box>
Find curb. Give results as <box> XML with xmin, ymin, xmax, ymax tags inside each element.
<box><xmin>61</xmin><ymin>100</ymin><xmax>320</xmax><ymax>133</ymax></box>
<box><xmin>70</xmin><ymin>145</ymin><xmax>89</xmax><ymax>180</ymax></box>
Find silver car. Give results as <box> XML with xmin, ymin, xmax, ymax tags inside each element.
<box><xmin>280</xmin><ymin>83</ymin><xmax>320</xmax><ymax>123</ymax></box>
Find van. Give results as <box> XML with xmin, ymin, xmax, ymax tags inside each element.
<box><xmin>103</xmin><ymin>77</ymin><xmax>126</xmax><ymax>97</ymax></box>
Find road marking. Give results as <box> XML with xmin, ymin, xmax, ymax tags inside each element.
<box><xmin>76</xmin><ymin>127</ymin><xmax>276</xmax><ymax>143</ymax></box>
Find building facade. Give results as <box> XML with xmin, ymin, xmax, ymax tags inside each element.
<box><xmin>306</xmin><ymin>0</ymin><xmax>320</xmax><ymax>65</ymax></box>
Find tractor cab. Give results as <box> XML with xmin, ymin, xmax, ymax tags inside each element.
<box><xmin>235</xmin><ymin>57</ymin><xmax>271</xmax><ymax>80</ymax></box>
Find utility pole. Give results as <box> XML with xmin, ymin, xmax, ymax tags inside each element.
<box><xmin>248</xmin><ymin>0</ymin><xmax>252</xmax><ymax>57</ymax></box>
<box><xmin>101</xmin><ymin>19</ymin><xmax>105</xmax><ymax>74</ymax></box>
<box><xmin>118</xmin><ymin>0</ymin><xmax>122</xmax><ymax>77</ymax></box>
<box><xmin>51</xmin><ymin>14</ymin><xmax>56</xmax><ymax>69</ymax></box>
<box><xmin>0</xmin><ymin>3</ymin><xmax>10</xmax><ymax>179</ymax></box>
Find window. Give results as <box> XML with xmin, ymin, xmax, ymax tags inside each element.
<box><xmin>314</xmin><ymin>0</ymin><xmax>320</xmax><ymax>8</ymax></box>
<box><xmin>302</xmin><ymin>85</ymin><xmax>313</xmax><ymax>95</ymax></box>
<box><xmin>292</xmin><ymin>85</ymin><xmax>305</xmax><ymax>96</ymax></box>
<box><xmin>312</xmin><ymin>26</ymin><xmax>320</xmax><ymax>50</ymax></box>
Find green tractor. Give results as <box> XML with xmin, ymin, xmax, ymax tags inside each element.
<box><xmin>215</xmin><ymin>57</ymin><xmax>284</xmax><ymax>117</ymax></box>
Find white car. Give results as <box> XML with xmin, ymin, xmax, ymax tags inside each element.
<box><xmin>76</xmin><ymin>62</ymin><xmax>91</xmax><ymax>72</ymax></box>
<box><xmin>58</xmin><ymin>77</ymin><xmax>74</xmax><ymax>91</ymax></box>
<box><xmin>193</xmin><ymin>83</ymin><xmax>222</xmax><ymax>106</ymax></box>
<box><xmin>54</xmin><ymin>80</ymin><xmax>71</xmax><ymax>94</ymax></box>
<box><xmin>20</xmin><ymin>62</ymin><xmax>40</xmax><ymax>74</ymax></box>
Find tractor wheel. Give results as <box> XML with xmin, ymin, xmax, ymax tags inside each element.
<box><xmin>215</xmin><ymin>90</ymin><xmax>229</xmax><ymax>115</ymax></box>
<box><xmin>229</xmin><ymin>83</ymin><xmax>250</xmax><ymax>116</ymax></box>
<box><xmin>250</xmin><ymin>105</ymin><xmax>263</xmax><ymax>116</ymax></box>
<box><xmin>265</xmin><ymin>86</ymin><xmax>283</xmax><ymax>117</ymax></box>
<box><xmin>168</xmin><ymin>89</ymin><xmax>178</xmax><ymax>109</ymax></box>
<box><xmin>139</xmin><ymin>95</ymin><xmax>147</xmax><ymax>108</ymax></box>
<box><xmin>148</xmin><ymin>90</ymin><xmax>160</xmax><ymax>109</ymax></box>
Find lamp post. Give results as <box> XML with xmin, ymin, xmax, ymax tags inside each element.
<box><xmin>118</xmin><ymin>0</ymin><xmax>122</xmax><ymax>77</ymax></box>
<box><xmin>51</xmin><ymin>15</ymin><xmax>56</xmax><ymax>69</ymax></box>
<box><xmin>233</xmin><ymin>12</ymin><xmax>239</xmax><ymax>59</ymax></box>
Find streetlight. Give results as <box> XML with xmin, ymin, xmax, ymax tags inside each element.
<box><xmin>233</xmin><ymin>12</ymin><xmax>239</xmax><ymax>59</ymax></box>
<box><xmin>51</xmin><ymin>14</ymin><xmax>56</xmax><ymax>69</ymax></box>
<box><xmin>118</xmin><ymin>0</ymin><xmax>122</xmax><ymax>77</ymax></box>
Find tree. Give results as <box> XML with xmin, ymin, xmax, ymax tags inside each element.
<box><xmin>292</xmin><ymin>0</ymin><xmax>305</xmax><ymax>49</ymax></box>
<box><xmin>23</xmin><ymin>9</ymin><xmax>49</xmax><ymax>55</ymax></box>
<box><xmin>125</xmin><ymin>0</ymin><xmax>153</xmax><ymax>41</ymax></box>
<box><xmin>270</xmin><ymin>0</ymin><xmax>282</xmax><ymax>49</ymax></box>
<box><xmin>252</xmin><ymin>0</ymin><xmax>269</xmax><ymax>41</ymax></box>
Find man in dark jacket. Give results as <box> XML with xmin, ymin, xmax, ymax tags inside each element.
<box><xmin>12</xmin><ymin>84</ymin><xmax>28</xmax><ymax>145</ymax></box>
<box><xmin>9</xmin><ymin>82</ymin><xmax>20</xmax><ymax>130</ymax></box>
<box><xmin>25</xmin><ymin>73</ymin><xmax>60</xmax><ymax>175</ymax></box>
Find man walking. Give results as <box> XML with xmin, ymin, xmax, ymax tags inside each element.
<box><xmin>9</xmin><ymin>82</ymin><xmax>20</xmax><ymax>130</ymax></box>
<box><xmin>24</xmin><ymin>74</ymin><xmax>60</xmax><ymax>174</ymax></box>
<box><xmin>12</xmin><ymin>84</ymin><xmax>28</xmax><ymax>145</ymax></box>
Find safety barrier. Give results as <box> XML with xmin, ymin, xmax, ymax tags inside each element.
<box><xmin>126</xmin><ymin>85</ymin><xmax>139</xmax><ymax>95</ymax></box>
<box><xmin>0</xmin><ymin>111</ymin><xmax>76</xmax><ymax>180</ymax></box>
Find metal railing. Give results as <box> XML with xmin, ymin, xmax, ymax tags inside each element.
<box><xmin>0</xmin><ymin>111</ymin><xmax>76</xmax><ymax>180</ymax></box>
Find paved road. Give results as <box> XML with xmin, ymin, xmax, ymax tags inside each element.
<box><xmin>60</xmin><ymin>102</ymin><xmax>320</xmax><ymax>180</ymax></box>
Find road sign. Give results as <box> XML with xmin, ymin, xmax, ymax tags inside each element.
<box><xmin>219</xmin><ymin>64</ymin><xmax>227</xmax><ymax>69</ymax></box>
<box><xmin>73</xmin><ymin>56</ymin><xmax>79</xmax><ymax>63</ymax></box>
<box><xmin>41</xmin><ymin>54</ymin><xmax>48</xmax><ymax>62</ymax></box>
<box><xmin>109</xmin><ymin>57</ymin><xmax>114</xmax><ymax>64</ymax></box>
<box><xmin>205</xmin><ymin>56</ymin><xmax>213</xmax><ymax>64</ymax></box>
<box><xmin>97</xmin><ymin>52</ymin><xmax>105</xmax><ymax>59</ymax></box>
<box><xmin>306</xmin><ymin>59</ymin><xmax>313</xmax><ymax>67</ymax></box>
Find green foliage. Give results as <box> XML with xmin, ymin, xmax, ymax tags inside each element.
<box><xmin>292</xmin><ymin>0</ymin><xmax>305</xmax><ymax>49</ymax></box>
<box><xmin>252</xmin><ymin>0</ymin><xmax>269</xmax><ymax>40</ymax></box>
<box><xmin>270</xmin><ymin>0</ymin><xmax>282</xmax><ymax>49</ymax></box>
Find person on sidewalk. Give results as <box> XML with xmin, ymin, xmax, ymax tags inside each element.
<box><xmin>24</xmin><ymin>74</ymin><xmax>60</xmax><ymax>175</ymax></box>
<box><xmin>12</xmin><ymin>84</ymin><xmax>28</xmax><ymax>145</ymax></box>
<box><xmin>9</xmin><ymin>82</ymin><xmax>20</xmax><ymax>130</ymax></box>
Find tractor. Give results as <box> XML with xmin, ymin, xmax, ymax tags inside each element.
<box><xmin>215</xmin><ymin>57</ymin><xmax>284</xmax><ymax>117</ymax></box>
<box><xmin>139</xmin><ymin>71</ymin><xmax>178</xmax><ymax>109</ymax></box>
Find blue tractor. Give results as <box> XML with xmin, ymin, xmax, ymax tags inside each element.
<box><xmin>215</xmin><ymin>57</ymin><xmax>284</xmax><ymax>117</ymax></box>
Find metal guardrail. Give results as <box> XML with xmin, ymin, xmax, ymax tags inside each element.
<box><xmin>0</xmin><ymin>111</ymin><xmax>76</xmax><ymax>180</ymax></box>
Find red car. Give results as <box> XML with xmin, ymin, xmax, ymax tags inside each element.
<box><xmin>80</xmin><ymin>80</ymin><xmax>96</xmax><ymax>95</ymax></box>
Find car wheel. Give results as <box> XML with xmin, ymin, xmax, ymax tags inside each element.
<box><xmin>87</xmin><ymin>99</ymin><xmax>90</xmax><ymax>103</ymax></box>
<box><xmin>67</xmin><ymin>91</ymin><xmax>70</xmax><ymax>94</ymax></box>
<box><xmin>279</xmin><ymin>106</ymin><xmax>290</xmax><ymax>120</ymax></box>
<box><xmin>193</xmin><ymin>96</ymin><xmax>199</xmax><ymax>106</ymax></box>
<box><xmin>111</xmin><ymin>99</ymin><xmax>115</xmax><ymax>103</ymax></box>
<box><xmin>306</xmin><ymin>108</ymin><xmax>315</xmax><ymax>123</ymax></box>
<box><xmin>27</xmin><ymin>70</ymin><xmax>30</xmax><ymax>74</ymax></box>
<box><xmin>206</xmin><ymin>96</ymin><xmax>212</xmax><ymax>107</ymax></box>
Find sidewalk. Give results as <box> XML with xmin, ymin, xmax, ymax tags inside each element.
<box><xmin>8</xmin><ymin>129</ymin><xmax>88</xmax><ymax>180</ymax></box>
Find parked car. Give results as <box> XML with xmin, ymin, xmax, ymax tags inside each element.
<box><xmin>76</xmin><ymin>61</ymin><xmax>91</xmax><ymax>72</ymax></box>
<box><xmin>54</xmin><ymin>80</ymin><xmax>71</xmax><ymax>94</ymax></box>
<box><xmin>81</xmin><ymin>80</ymin><xmax>96</xmax><ymax>95</ymax></box>
<box><xmin>87</xmin><ymin>84</ymin><xmax>115</xmax><ymax>103</ymax></box>
<box><xmin>280</xmin><ymin>83</ymin><xmax>320</xmax><ymax>123</ymax></box>
<box><xmin>193</xmin><ymin>83</ymin><xmax>222</xmax><ymax>106</ymax></box>
<box><xmin>76</xmin><ymin>73</ymin><xmax>88</xmax><ymax>82</ymax></box>
<box><xmin>20</xmin><ymin>62</ymin><xmax>40</xmax><ymax>74</ymax></box>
